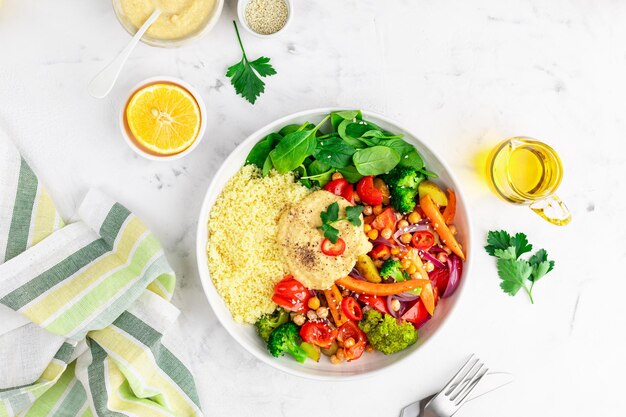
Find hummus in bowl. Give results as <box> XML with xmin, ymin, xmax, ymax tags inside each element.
<box><xmin>112</xmin><ymin>0</ymin><xmax>224</xmax><ymax>47</ymax></box>
<box><xmin>278</xmin><ymin>191</ymin><xmax>371</xmax><ymax>290</ymax></box>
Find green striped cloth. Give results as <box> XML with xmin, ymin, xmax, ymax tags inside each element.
<box><xmin>0</xmin><ymin>131</ymin><xmax>203</xmax><ymax>417</ymax></box>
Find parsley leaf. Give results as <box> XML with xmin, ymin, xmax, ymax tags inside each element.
<box><xmin>319</xmin><ymin>203</ymin><xmax>364</xmax><ymax>243</ymax></box>
<box><xmin>485</xmin><ymin>230</ymin><xmax>556</xmax><ymax>304</ymax></box>
<box><xmin>226</xmin><ymin>21</ymin><xmax>276</xmax><ymax>104</ymax></box>
<box><xmin>497</xmin><ymin>258</ymin><xmax>533</xmax><ymax>296</ymax></box>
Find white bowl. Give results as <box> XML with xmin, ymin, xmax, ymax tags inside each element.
<box><xmin>237</xmin><ymin>0</ymin><xmax>293</xmax><ymax>38</ymax></box>
<box><xmin>196</xmin><ymin>108</ymin><xmax>473</xmax><ymax>380</ymax></box>
<box><xmin>119</xmin><ymin>76</ymin><xmax>207</xmax><ymax>162</ymax></box>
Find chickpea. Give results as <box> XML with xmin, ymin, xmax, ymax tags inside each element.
<box><xmin>365</xmin><ymin>344</ymin><xmax>374</xmax><ymax>353</ymax></box>
<box><xmin>407</xmin><ymin>264</ymin><xmax>418</xmax><ymax>275</ymax></box>
<box><xmin>344</xmin><ymin>337</ymin><xmax>356</xmax><ymax>348</ymax></box>
<box><xmin>336</xmin><ymin>348</ymin><xmax>345</xmax><ymax>361</ymax></box>
<box><xmin>373</xmin><ymin>204</ymin><xmax>383</xmax><ymax>215</ymax></box>
<box><xmin>292</xmin><ymin>314</ymin><xmax>306</xmax><ymax>326</ymax></box>
<box><xmin>367</xmin><ymin>229</ymin><xmax>379</xmax><ymax>240</ymax></box>
<box><xmin>437</xmin><ymin>253</ymin><xmax>448</xmax><ymax>263</ymax></box>
<box><xmin>316</xmin><ymin>306</ymin><xmax>329</xmax><ymax>319</ymax></box>
<box><xmin>408</xmin><ymin>211</ymin><xmax>421</xmax><ymax>224</ymax></box>
<box><xmin>449</xmin><ymin>224</ymin><xmax>457</xmax><ymax>235</ymax></box>
<box><xmin>363</xmin><ymin>224</ymin><xmax>372</xmax><ymax>233</ymax></box>
<box><xmin>381</xmin><ymin>227</ymin><xmax>393</xmax><ymax>240</ymax></box>
<box><xmin>390</xmin><ymin>298</ymin><xmax>401</xmax><ymax>312</ymax></box>
<box><xmin>306</xmin><ymin>310</ymin><xmax>318</xmax><ymax>321</ymax></box>
<box><xmin>331</xmin><ymin>172</ymin><xmax>343</xmax><ymax>180</ymax></box>
<box><xmin>444</xmin><ymin>246</ymin><xmax>452</xmax><ymax>255</ymax></box>
<box><xmin>400</xmin><ymin>233</ymin><xmax>412</xmax><ymax>244</ymax></box>
<box><xmin>353</xmin><ymin>193</ymin><xmax>361</xmax><ymax>204</ymax></box>
<box><xmin>424</xmin><ymin>262</ymin><xmax>435</xmax><ymax>272</ymax></box>
<box><xmin>397</xmin><ymin>219</ymin><xmax>409</xmax><ymax>229</ymax></box>
<box><xmin>374</xmin><ymin>259</ymin><xmax>384</xmax><ymax>268</ymax></box>
<box><xmin>390</xmin><ymin>247</ymin><xmax>400</xmax><ymax>256</ymax></box>
<box><xmin>363</xmin><ymin>205</ymin><xmax>373</xmax><ymax>216</ymax></box>
<box><xmin>330</xmin><ymin>354</ymin><xmax>342</xmax><ymax>364</ymax></box>
<box><xmin>308</xmin><ymin>296</ymin><xmax>320</xmax><ymax>310</ymax></box>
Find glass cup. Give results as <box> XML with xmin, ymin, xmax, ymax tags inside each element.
<box><xmin>486</xmin><ymin>137</ymin><xmax>571</xmax><ymax>226</ymax></box>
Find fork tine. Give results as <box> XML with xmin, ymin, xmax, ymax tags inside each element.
<box><xmin>443</xmin><ymin>355</ymin><xmax>478</xmax><ymax>396</ymax></box>
<box><xmin>447</xmin><ymin>359</ymin><xmax>483</xmax><ymax>398</ymax></box>
<box><xmin>453</xmin><ymin>367</ymin><xmax>489</xmax><ymax>406</ymax></box>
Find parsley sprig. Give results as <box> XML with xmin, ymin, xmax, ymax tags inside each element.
<box><xmin>226</xmin><ymin>21</ymin><xmax>277</xmax><ymax>104</ymax></box>
<box><xmin>485</xmin><ymin>230</ymin><xmax>555</xmax><ymax>304</ymax></box>
<box><xmin>319</xmin><ymin>202</ymin><xmax>363</xmax><ymax>243</ymax></box>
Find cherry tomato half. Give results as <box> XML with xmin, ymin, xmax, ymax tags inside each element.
<box><xmin>324</xmin><ymin>179</ymin><xmax>354</xmax><ymax>204</ymax></box>
<box><xmin>300</xmin><ymin>321</ymin><xmax>338</xmax><ymax>349</ymax></box>
<box><xmin>272</xmin><ymin>276</ymin><xmax>311</xmax><ymax>313</ymax></box>
<box><xmin>412</xmin><ymin>230</ymin><xmax>435</xmax><ymax>250</ymax></box>
<box><xmin>369</xmin><ymin>244</ymin><xmax>391</xmax><ymax>260</ymax></box>
<box><xmin>341</xmin><ymin>297</ymin><xmax>363</xmax><ymax>321</ymax></box>
<box><xmin>337</xmin><ymin>321</ymin><xmax>367</xmax><ymax>361</ymax></box>
<box><xmin>321</xmin><ymin>238</ymin><xmax>346</xmax><ymax>256</ymax></box>
<box><xmin>358</xmin><ymin>294</ymin><xmax>390</xmax><ymax>315</ymax></box>
<box><xmin>356</xmin><ymin>176</ymin><xmax>383</xmax><ymax>206</ymax></box>
<box><xmin>371</xmin><ymin>207</ymin><xmax>397</xmax><ymax>231</ymax></box>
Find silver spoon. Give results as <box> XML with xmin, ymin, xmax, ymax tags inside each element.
<box><xmin>88</xmin><ymin>9</ymin><xmax>162</xmax><ymax>98</ymax></box>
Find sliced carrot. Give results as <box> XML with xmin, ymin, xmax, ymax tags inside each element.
<box><xmin>420</xmin><ymin>194</ymin><xmax>465</xmax><ymax>260</ymax></box>
<box><xmin>419</xmin><ymin>282</ymin><xmax>436</xmax><ymax>315</ymax></box>
<box><xmin>335</xmin><ymin>276</ymin><xmax>430</xmax><ymax>296</ymax></box>
<box><xmin>442</xmin><ymin>189</ymin><xmax>456</xmax><ymax>225</ymax></box>
<box><xmin>323</xmin><ymin>285</ymin><xmax>349</xmax><ymax>327</ymax></box>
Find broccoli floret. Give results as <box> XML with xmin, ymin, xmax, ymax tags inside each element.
<box><xmin>385</xmin><ymin>167</ymin><xmax>422</xmax><ymax>189</ymax></box>
<box><xmin>358</xmin><ymin>309</ymin><xmax>418</xmax><ymax>355</ymax></box>
<box><xmin>380</xmin><ymin>259</ymin><xmax>406</xmax><ymax>282</ymax></box>
<box><xmin>267</xmin><ymin>322</ymin><xmax>307</xmax><ymax>363</ymax></box>
<box><xmin>255</xmin><ymin>308</ymin><xmax>289</xmax><ymax>342</ymax></box>
<box><xmin>390</xmin><ymin>186</ymin><xmax>418</xmax><ymax>214</ymax></box>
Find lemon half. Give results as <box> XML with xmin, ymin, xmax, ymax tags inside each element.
<box><xmin>126</xmin><ymin>83</ymin><xmax>201</xmax><ymax>155</ymax></box>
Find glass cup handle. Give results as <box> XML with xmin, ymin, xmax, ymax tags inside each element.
<box><xmin>529</xmin><ymin>194</ymin><xmax>572</xmax><ymax>226</ymax></box>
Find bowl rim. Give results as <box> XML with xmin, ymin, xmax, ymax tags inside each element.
<box><xmin>195</xmin><ymin>108</ymin><xmax>474</xmax><ymax>380</ymax></box>
<box><xmin>119</xmin><ymin>76</ymin><xmax>207</xmax><ymax>161</ymax></box>
<box><xmin>111</xmin><ymin>0</ymin><xmax>225</xmax><ymax>48</ymax></box>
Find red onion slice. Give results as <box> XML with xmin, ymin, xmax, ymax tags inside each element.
<box><xmin>370</xmin><ymin>236</ymin><xmax>394</xmax><ymax>247</ymax></box>
<box><xmin>420</xmin><ymin>250</ymin><xmax>446</xmax><ymax>269</ymax></box>
<box><xmin>442</xmin><ymin>254</ymin><xmax>463</xmax><ymax>298</ymax></box>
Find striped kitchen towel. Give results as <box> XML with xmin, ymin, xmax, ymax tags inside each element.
<box><xmin>0</xmin><ymin>130</ymin><xmax>203</xmax><ymax>417</ymax></box>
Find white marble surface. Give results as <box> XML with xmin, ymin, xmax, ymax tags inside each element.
<box><xmin>1</xmin><ymin>0</ymin><xmax>625</xmax><ymax>415</ymax></box>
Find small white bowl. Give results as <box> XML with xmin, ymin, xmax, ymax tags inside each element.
<box><xmin>119</xmin><ymin>76</ymin><xmax>207</xmax><ymax>161</ymax></box>
<box><xmin>237</xmin><ymin>0</ymin><xmax>293</xmax><ymax>38</ymax></box>
<box><xmin>196</xmin><ymin>108</ymin><xmax>474</xmax><ymax>380</ymax></box>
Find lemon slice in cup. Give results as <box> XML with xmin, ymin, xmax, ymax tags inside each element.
<box><xmin>125</xmin><ymin>83</ymin><xmax>201</xmax><ymax>155</ymax></box>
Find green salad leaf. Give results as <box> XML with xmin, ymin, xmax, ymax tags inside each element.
<box><xmin>353</xmin><ymin>146</ymin><xmax>401</xmax><ymax>176</ymax></box>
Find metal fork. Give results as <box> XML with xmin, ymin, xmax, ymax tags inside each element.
<box><xmin>423</xmin><ymin>355</ymin><xmax>489</xmax><ymax>417</ymax></box>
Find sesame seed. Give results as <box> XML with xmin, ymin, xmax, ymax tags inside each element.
<box><xmin>245</xmin><ymin>0</ymin><xmax>289</xmax><ymax>35</ymax></box>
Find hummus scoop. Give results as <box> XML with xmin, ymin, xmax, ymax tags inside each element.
<box><xmin>277</xmin><ymin>190</ymin><xmax>373</xmax><ymax>290</ymax></box>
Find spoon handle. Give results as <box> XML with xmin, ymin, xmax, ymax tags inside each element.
<box><xmin>88</xmin><ymin>9</ymin><xmax>162</xmax><ymax>99</ymax></box>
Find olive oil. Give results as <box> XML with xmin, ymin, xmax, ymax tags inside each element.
<box><xmin>486</xmin><ymin>137</ymin><xmax>571</xmax><ymax>225</ymax></box>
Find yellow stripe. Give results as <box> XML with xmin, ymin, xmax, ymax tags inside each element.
<box><xmin>23</xmin><ymin>217</ymin><xmax>146</xmax><ymax>322</ymax></box>
<box><xmin>37</xmin><ymin>360</ymin><xmax>67</xmax><ymax>383</ymax></box>
<box><xmin>31</xmin><ymin>188</ymin><xmax>57</xmax><ymax>246</ymax></box>
<box><xmin>146</xmin><ymin>281</ymin><xmax>168</xmax><ymax>299</ymax></box>
<box><xmin>90</xmin><ymin>327</ymin><xmax>196</xmax><ymax>417</ymax></box>
<box><xmin>105</xmin><ymin>360</ymin><xmax>175</xmax><ymax>417</ymax></box>
<box><xmin>81</xmin><ymin>407</ymin><xmax>94</xmax><ymax>417</ymax></box>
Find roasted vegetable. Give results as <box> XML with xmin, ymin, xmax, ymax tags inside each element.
<box><xmin>358</xmin><ymin>309</ymin><xmax>418</xmax><ymax>355</ymax></box>
<box><xmin>255</xmin><ymin>308</ymin><xmax>289</xmax><ymax>342</ymax></box>
<box><xmin>267</xmin><ymin>322</ymin><xmax>307</xmax><ymax>363</ymax></box>
<box><xmin>418</xmin><ymin>181</ymin><xmax>448</xmax><ymax>206</ymax></box>
<box><xmin>355</xmin><ymin>254</ymin><xmax>382</xmax><ymax>283</ymax></box>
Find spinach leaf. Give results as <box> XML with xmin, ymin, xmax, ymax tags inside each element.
<box><xmin>314</xmin><ymin>136</ymin><xmax>356</xmax><ymax>168</ymax></box>
<box><xmin>353</xmin><ymin>146</ymin><xmax>401</xmax><ymax>176</ymax></box>
<box><xmin>262</xmin><ymin>154</ymin><xmax>273</xmax><ymax>176</ymax></box>
<box><xmin>245</xmin><ymin>132</ymin><xmax>282</xmax><ymax>167</ymax></box>
<box><xmin>270</xmin><ymin>116</ymin><xmax>329</xmax><ymax>173</ymax></box>
<box><xmin>330</xmin><ymin>110</ymin><xmax>362</xmax><ymax>130</ymax></box>
<box><xmin>419</xmin><ymin>167</ymin><xmax>438</xmax><ymax>178</ymax></box>
<box><xmin>380</xmin><ymin>138</ymin><xmax>424</xmax><ymax>170</ymax></box>
<box><xmin>338</xmin><ymin>165</ymin><xmax>364</xmax><ymax>183</ymax></box>
<box><xmin>302</xmin><ymin>160</ymin><xmax>332</xmax><ymax>187</ymax></box>
<box><xmin>294</xmin><ymin>165</ymin><xmax>312</xmax><ymax>188</ymax></box>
